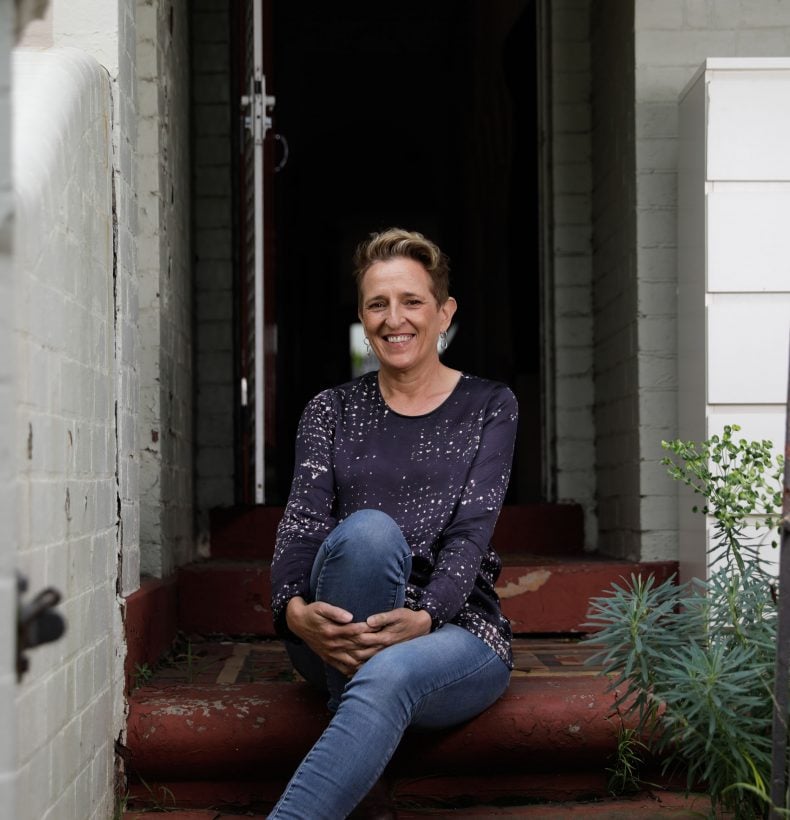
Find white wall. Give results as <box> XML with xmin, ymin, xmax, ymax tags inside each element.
<box><xmin>590</xmin><ymin>0</ymin><xmax>641</xmax><ymax>560</ymax></box>
<box><xmin>549</xmin><ymin>0</ymin><xmax>598</xmax><ymax>548</ymax></box>
<box><xmin>192</xmin><ymin>0</ymin><xmax>235</xmax><ymax>526</ymax></box>
<box><xmin>678</xmin><ymin>59</ymin><xmax>790</xmax><ymax>582</ymax></box>
<box><xmin>13</xmin><ymin>47</ymin><xmax>120</xmax><ymax>820</ymax></box>
<box><xmin>116</xmin><ymin>0</ymin><xmax>142</xmax><ymax>597</ymax></box>
<box><xmin>581</xmin><ymin>0</ymin><xmax>790</xmax><ymax>562</ymax></box>
<box><xmin>137</xmin><ymin>0</ymin><xmax>193</xmax><ymax>578</ymax></box>
<box><xmin>0</xmin><ymin>1</ymin><xmax>16</xmax><ymax>816</ymax></box>
<box><xmin>633</xmin><ymin>0</ymin><xmax>790</xmax><ymax>562</ymax></box>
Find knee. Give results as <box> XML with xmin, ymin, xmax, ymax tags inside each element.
<box><xmin>332</xmin><ymin>510</ymin><xmax>409</xmax><ymax>562</ymax></box>
<box><xmin>344</xmin><ymin>649</ymin><xmax>417</xmax><ymax>711</ymax></box>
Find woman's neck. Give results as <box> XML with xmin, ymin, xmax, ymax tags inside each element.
<box><xmin>377</xmin><ymin>362</ymin><xmax>461</xmax><ymax>416</ymax></box>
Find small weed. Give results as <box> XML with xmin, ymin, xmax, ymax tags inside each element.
<box><xmin>112</xmin><ymin>791</ymin><xmax>129</xmax><ymax>820</ymax></box>
<box><xmin>162</xmin><ymin>634</ymin><xmax>216</xmax><ymax>683</ymax></box>
<box><xmin>607</xmin><ymin>722</ymin><xmax>647</xmax><ymax>795</ymax></box>
<box><xmin>133</xmin><ymin>662</ymin><xmax>153</xmax><ymax>688</ymax></box>
<box><xmin>135</xmin><ymin>776</ymin><xmax>177</xmax><ymax>811</ymax></box>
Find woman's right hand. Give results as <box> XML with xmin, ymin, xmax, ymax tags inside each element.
<box><xmin>285</xmin><ymin>597</ymin><xmax>372</xmax><ymax>677</ymax></box>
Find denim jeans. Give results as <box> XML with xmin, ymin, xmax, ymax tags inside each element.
<box><xmin>268</xmin><ymin>510</ymin><xmax>511</xmax><ymax>820</ymax></box>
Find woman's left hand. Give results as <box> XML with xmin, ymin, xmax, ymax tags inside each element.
<box><xmin>355</xmin><ymin>608</ymin><xmax>432</xmax><ymax>655</ymax></box>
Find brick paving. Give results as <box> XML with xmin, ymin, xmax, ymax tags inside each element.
<box><xmin>133</xmin><ymin>636</ymin><xmax>606</xmax><ymax>690</ymax></box>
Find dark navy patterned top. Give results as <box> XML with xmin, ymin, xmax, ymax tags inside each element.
<box><xmin>270</xmin><ymin>371</ymin><xmax>518</xmax><ymax>668</ymax></box>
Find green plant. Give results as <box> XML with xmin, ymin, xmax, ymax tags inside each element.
<box><xmin>606</xmin><ymin>715</ymin><xmax>648</xmax><ymax>796</ymax></box>
<box><xmin>112</xmin><ymin>790</ymin><xmax>129</xmax><ymax>820</ymax></box>
<box><xmin>134</xmin><ymin>776</ymin><xmax>177</xmax><ymax>812</ymax></box>
<box><xmin>163</xmin><ymin>635</ymin><xmax>216</xmax><ymax>683</ymax></box>
<box><xmin>586</xmin><ymin>425</ymin><xmax>784</xmax><ymax>818</ymax></box>
<box><xmin>133</xmin><ymin>662</ymin><xmax>154</xmax><ymax>688</ymax></box>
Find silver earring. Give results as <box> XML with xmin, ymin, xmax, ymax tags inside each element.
<box><xmin>439</xmin><ymin>331</ymin><xmax>448</xmax><ymax>353</ymax></box>
<box><xmin>364</xmin><ymin>336</ymin><xmax>372</xmax><ymax>357</ymax></box>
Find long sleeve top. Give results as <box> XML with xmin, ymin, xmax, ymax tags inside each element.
<box><xmin>270</xmin><ymin>371</ymin><xmax>518</xmax><ymax>668</ymax></box>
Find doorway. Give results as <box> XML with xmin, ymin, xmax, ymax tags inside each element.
<box><xmin>237</xmin><ymin>0</ymin><xmax>544</xmax><ymax>504</ymax></box>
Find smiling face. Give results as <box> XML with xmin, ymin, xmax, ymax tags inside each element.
<box><xmin>358</xmin><ymin>256</ymin><xmax>456</xmax><ymax>376</ymax></box>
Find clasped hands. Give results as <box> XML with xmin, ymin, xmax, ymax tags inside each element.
<box><xmin>285</xmin><ymin>597</ymin><xmax>432</xmax><ymax>677</ymax></box>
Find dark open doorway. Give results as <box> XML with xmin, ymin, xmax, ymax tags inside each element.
<box><xmin>238</xmin><ymin>0</ymin><xmax>543</xmax><ymax>504</ymax></box>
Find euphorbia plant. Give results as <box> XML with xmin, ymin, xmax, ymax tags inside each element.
<box><xmin>586</xmin><ymin>425</ymin><xmax>784</xmax><ymax>818</ymax></box>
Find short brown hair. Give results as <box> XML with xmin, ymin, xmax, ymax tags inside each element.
<box><xmin>353</xmin><ymin>228</ymin><xmax>450</xmax><ymax>306</ymax></box>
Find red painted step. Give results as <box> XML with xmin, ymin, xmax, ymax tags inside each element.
<box><xmin>177</xmin><ymin>555</ymin><xmax>677</xmax><ymax>637</ymax></box>
<box><xmin>209</xmin><ymin>503</ymin><xmax>586</xmax><ymax>560</ymax></box>
<box><xmin>125</xmin><ymin>792</ymin><xmax>715</xmax><ymax>818</ymax></box>
<box><xmin>126</xmin><ymin>634</ymin><xmax>631</xmax><ymax>786</ymax></box>
<box><xmin>128</xmin><ymin>675</ymin><xmax>631</xmax><ymax>781</ymax></box>
<box><xmin>123</xmin><ymin>633</ymin><xmax>689</xmax><ymax>816</ymax></box>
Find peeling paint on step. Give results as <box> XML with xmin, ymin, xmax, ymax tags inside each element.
<box><xmin>496</xmin><ymin>570</ymin><xmax>552</xmax><ymax>598</ymax></box>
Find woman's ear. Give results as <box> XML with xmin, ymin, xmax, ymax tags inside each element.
<box><xmin>440</xmin><ymin>297</ymin><xmax>458</xmax><ymax>330</ymax></box>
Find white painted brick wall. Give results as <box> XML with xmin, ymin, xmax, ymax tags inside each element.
<box><xmin>0</xmin><ymin>2</ymin><xmax>15</xmax><ymax>817</ymax></box>
<box><xmin>192</xmin><ymin>0</ymin><xmax>235</xmax><ymax>524</ymax></box>
<box><xmin>549</xmin><ymin>0</ymin><xmax>598</xmax><ymax>548</ymax></box>
<box><xmin>137</xmin><ymin>0</ymin><xmax>194</xmax><ymax>579</ymax></box>
<box><xmin>589</xmin><ymin>0</ymin><xmax>642</xmax><ymax>560</ymax></box>
<box><xmin>12</xmin><ymin>48</ymin><xmax>120</xmax><ymax>820</ymax></box>
<box><xmin>116</xmin><ymin>0</ymin><xmax>141</xmax><ymax>598</ymax></box>
<box><xmin>633</xmin><ymin>0</ymin><xmax>790</xmax><ymax>561</ymax></box>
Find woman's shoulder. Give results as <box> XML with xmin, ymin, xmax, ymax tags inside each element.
<box><xmin>306</xmin><ymin>372</ymin><xmax>378</xmax><ymax>411</ymax></box>
<box><xmin>456</xmin><ymin>373</ymin><xmax>517</xmax><ymax>408</ymax></box>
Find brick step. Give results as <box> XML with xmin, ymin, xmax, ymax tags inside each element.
<box><xmin>177</xmin><ymin>555</ymin><xmax>677</xmax><ymax>636</ymax></box>
<box><xmin>124</xmin><ymin>790</ymin><xmax>715</xmax><ymax>818</ymax></box>
<box><xmin>125</xmin><ymin>639</ymin><xmax>709</xmax><ymax>820</ymax></box>
<box><xmin>127</xmin><ymin>638</ymin><xmax>628</xmax><ymax>785</ymax></box>
<box><xmin>209</xmin><ymin>503</ymin><xmax>586</xmax><ymax>560</ymax></box>
<box><xmin>124</xmin><ymin>638</ymin><xmax>703</xmax><ymax>817</ymax></box>
<box><xmin>128</xmin><ymin>675</ymin><xmax>627</xmax><ymax>781</ymax></box>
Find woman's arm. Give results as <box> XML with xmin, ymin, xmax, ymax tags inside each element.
<box><xmin>417</xmin><ymin>384</ymin><xmax>518</xmax><ymax>629</ymax></box>
<box><xmin>271</xmin><ymin>391</ymin><xmax>340</xmax><ymax>639</ymax></box>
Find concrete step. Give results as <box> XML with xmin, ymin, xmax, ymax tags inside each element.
<box><xmin>209</xmin><ymin>504</ymin><xmax>586</xmax><ymax>560</ymax></box>
<box><xmin>124</xmin><ymin>790</ymin><xmax>715</xmax><ymax>818</ymax></box>
<box><xmin>126</xmin><ymin>638</ymin><xmax>625</xmax><ymax>785</ymax></box>
<box><xmin>124</xmin><ymin>638</ymin><xmax>706</xmax><ymax>817</ymax></box>
<box><xmin>177</xmin><ymin>555</ymin><xmax>677</xmax><ymax>637</ymax></box>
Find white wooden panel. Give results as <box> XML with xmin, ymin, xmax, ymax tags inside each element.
<box><xmin>707</xmin><ymin>190</ymin><xmax>790</xmax><ymax>291</ymax></box>
<box><xmin>707</xmin><ymin>79</ymin><xmax>790</xmax><ymax>180</ymax></box>
<box><xmin>707</xmin><ymin>406</ymin><xmax>787</xmax><ymax>452</ymax></box>
<box><xmin>707</xmin><ymin>297</ymin><xmax>790</xmax><ymax>403</ymax></box>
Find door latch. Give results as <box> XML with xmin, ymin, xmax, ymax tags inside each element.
<box><xmin>17</xmin><ymin>574</ymin><xmax>66</xmax><ymax>681</ymax></box>
<box><xmin>240</xmin><ymin>74</ymin><xmax>275</xmax><ymax>144</ymax></box>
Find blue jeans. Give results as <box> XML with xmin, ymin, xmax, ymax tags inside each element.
<box><xmin>269</xmin><ymin>510</ymin><xmax>510</xmax><ymax>820</ymax></box>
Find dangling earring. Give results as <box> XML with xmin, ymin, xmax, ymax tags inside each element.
<box><xmin>439</xmin><ymin>330</ymin><xmax>448</xmax><ymax>353</ymax></box>
<box><xmin>364</xmin><ymin>336</ymin><xmax>372</xmax><ymax>358</ymax></box>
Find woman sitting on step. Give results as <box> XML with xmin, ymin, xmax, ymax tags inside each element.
<box><xmin>268</xmin><ymin>228</ymin><xmax>518</xmax><ymax>819</ymax></box>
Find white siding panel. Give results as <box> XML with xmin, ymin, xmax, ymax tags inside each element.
<box><xmin>707</xmin><ymin>297</ymin><xmax>790</xmax><ymax>403</ymax></box>
<box><xmin>707</xmin><ymin>79</ymin><xmax>790</xmax><ymax>180</ymax></box>
<box><xmin>707</xmin><ymin>405</ymin><xmax>787</xmax><ymax>450</ymax></box>
<box><xmin>707</xmin><ymin>189</ymin><xmax>790</xmax><ymax>291</ymax></box>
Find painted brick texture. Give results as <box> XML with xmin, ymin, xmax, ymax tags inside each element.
<box><xmin>633</xmin><ymin>0</ymin><xmax>790</xmax><ymax>560</ymax></box>
<box><xmin>12</xmin><ymin>48</ymin><xmax>120</xmax><ymax>820</ymax></box>
<box><xmin>550</xmin><ymin>0</ymin><xmax>598</xmax><ymax>548</ymax></box>
<box><xmin>192</xmin><ymin>0</ymin><xmax>235</xmax><ymax>524</ymax></box>
<box><xmin>590</xmin><ymin>1</ymin><xmax>641</xmax><ymax>560</ymax></box>
<box><xmin>0</xmin><ymin>2</ymin><xmax>15</xmax><ymax>815</ymax></box>
<box><xmin>116</xmin><ymin>0</ymin><xmax>142</xmax><ymax>598</ymax></box>
<box><xmin>137</xmin><ymin>0</ymin><xmax>194</xmax><ymax>579</ymax></box>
